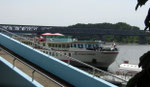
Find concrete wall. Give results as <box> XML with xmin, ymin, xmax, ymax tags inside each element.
<box><xmin>0</xmin><ymin>33</ymin><xmax>117</xmax><ymax>87</ymax></box>
<box><xmin>0</xmin><ymin>57</ymin><xmax>43</xmax><ymax>87</ymax></box>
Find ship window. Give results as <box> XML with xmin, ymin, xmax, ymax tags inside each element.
<box><xmin>78</xmin><ymin>44</ymin><xmax>80</xmax><ymax>48</ymax></box>
<box><xmin>62</xmin><ymin>44</ymin><xmax>65</xmax><ymax>48</ymax></box>
<box><xmin>52</xmin><ymin>52</ymin><xmax>54</xmax><ymax>56</ymax></box>
<box><xmin>58</xmin><ymin>44</ymin><xmax>61</xmax><ymax>47</ymax></box>
<box><xmin>71</xmin><ymin>44</ymin><xmax>73</xmax><ymax>47</ymax></box>
<box><xmin>74</xmin><ymin>44</ymin><xmax>76</xmax><ymax>47</ymax></box>
<box><xmin>67</xmin><ymin>44</ymin><xmax>70</xmax><ymax>48</ymax></box>
<box><xmin>96</xmin><ymin>44</ymin><xmax>99</xmax><ymax>47</ymax></box>
<box><xmin>49</xmin><ymin>52</ymin><xmax>51</xmax><ymax>55</ymax></box>
<box><xmin>55</xmin><ymin>44</ymin><xmax>57</xmax><ymax>47</ymax></box>
<box><xmin>80</xmin><ymin>44</ymin><xmax>83</xmax><ymax>48</ymax></box>
<box><xmin>69</xmin><ymin>53</ymin><xmax>71</xmax><ymax>57</ymax></box>
<box><xmin>43</xmin><ymin>51</ymin><xmax>45</xmax><ymax>53</ymax></box>
<box><xmin>43</xmin><ymin>43</ymin><xmax>45</xmax><ymax>46</ymax></box>
<box><xmin>56</xmin><ymin>44</ymin><xmax>58</xmax><ymax>47</ymax></box>
<box><xmin>64</xmin><ymin>53</ymin><xmax>66</xmax><ymax>55</ymax></box>
<box><xmin>52</xmin><ymin>44</ymin><xmax>54</xmax><ymax>47</ymax></box>
<box><xmin>48</xmin><ymin>44</ymin><xmax>51</xmax><ymax>47</ymax></box>
<box><xmin>56</xmin><ymin>53</ymin><xmax>58</xmax><ymax>56</ymax></box>
<box><xmin>88</xmin><ymin>44</ymin><xmax>91</xmax><ymax>48</ymax></box>
<box><xmin>46</xmin><ymin>51</ymin><xmax>48</xmax><ymax>54</ymax></box>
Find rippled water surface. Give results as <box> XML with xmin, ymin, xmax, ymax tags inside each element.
<box><xmin>109</xmin><ymin>45</ymin><xmax>150</xmax><ymax>72</ymax></box>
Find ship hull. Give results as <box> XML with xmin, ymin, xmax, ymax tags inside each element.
<box><xmin>41</xmin><ymin>49</ymin><xmax>118</xmax><ymax>70</ymax></box>
<box><xmin>63</xmin><ymin>51</ymin><xmax>118</xmax><ymax>70</ymax></box>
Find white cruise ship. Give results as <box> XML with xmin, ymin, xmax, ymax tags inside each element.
<box><xmin>32</xmin><ymin>33</ymin><xmax>119</xmax><ymax>70</ymax></box>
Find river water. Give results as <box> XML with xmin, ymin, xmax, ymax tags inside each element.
<box><xmin>108</xmin><ymin>44</ymin><xmax>150</xmax><ymax>72</ymax></box>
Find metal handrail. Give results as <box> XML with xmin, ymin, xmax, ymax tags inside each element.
<box><xmin>0</xmin><ymin>27</ymin><xmax>128</xmax><ymax>83</ymax></box>
<box><xmin>0</xmin><ymin>46</ymin><xmax>65</xmax><ymax>87</ymax></box>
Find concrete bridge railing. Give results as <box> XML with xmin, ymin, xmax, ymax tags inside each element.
<box><xmin>0</xmin><ymin>29</ymin><xmax>119</xmax><ymax>87</ymax></box>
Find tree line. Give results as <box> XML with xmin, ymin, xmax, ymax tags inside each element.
<box><xmin>68</xmin><ymin>22</ymin><xmax>140</xmax><ymax>30</ymax></box>
<box><xmin>66</xmin><ymin>22</ymin><xmax>150</xmax><ymax>44</ymax></box>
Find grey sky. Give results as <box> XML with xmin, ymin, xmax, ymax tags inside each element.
<box><xmin>0</xmin><ymin>0</ymin><xmax>150</xmax><ymax>29</ymax></box>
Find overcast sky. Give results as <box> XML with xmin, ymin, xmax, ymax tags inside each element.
<box><xmin>0</xmin><ymin>0</ymin><xmax>150</xmax><ymax>29</ymax></box>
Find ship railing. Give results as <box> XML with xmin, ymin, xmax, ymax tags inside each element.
<box><xmin>0</xmin><ymin>28</ymin><xmax>128</xmax><ymax>85</ymax></box>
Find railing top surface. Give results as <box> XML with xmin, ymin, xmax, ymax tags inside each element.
<box><xmin>0</xmin><ymin>45</ymin><xmax>65</xmax><ymax>87</ymax></box>
<box><xmin>0</xmin><ymin>55</ymin><xmax>44</xmax><ymax>87</ymax></box>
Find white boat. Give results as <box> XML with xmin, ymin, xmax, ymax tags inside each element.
<box><xmin>119</xmin><ymin>63</ymin><xmax>142</xmax><ymax>72</ymax></box>
<box><xmin>107</xmin><ymin>61</ymin><xmax>142</xmax><ymax>83</ymax></box>
<box><xmin>34</xmin><ymin>33</ymin><xmax>119</xmax><ymax>70</ymax></box>
<box><xmin>116</xmin><ymin>61</ymin><xmax>142</xmax><ymax>75</ymax></box>
<box><xmin>101</xmin><ymin>62</ymin><xmax>142</xmax><ymax>86</ymax></box>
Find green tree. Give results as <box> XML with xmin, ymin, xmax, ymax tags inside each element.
<box><xmin>127</xmin><ymin>51</ymin><xmax>150</xmax><ymax>87</ymax></box>
<box><xmin>105</xmin><ymin>35</ymin><xmax>114</xmax><ymax>42</ymax></box>
<box><xmin>127</xmin><ymin>0</ymin><xmax>150</xmax><ymax>87</ymax></box>
<box><xmin>135</xmin><ymin>0</ymin><xmax>150</xmax><ymax>30</ymax></box>
<box><xmin>146</xmin><ymin>36</ymin><xmax>150</xmax><ymax>43</ymax></box>
<box><xmin>68</xmin><ymin>22</ymin><xmax>140</xmax><ymax>30</ymax></box>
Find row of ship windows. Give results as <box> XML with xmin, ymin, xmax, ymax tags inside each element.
<box><xmin>43</xmin><ymin>43</ymin><xmax>100</xmax><ymax>48</ymax></box>
<box><xmin>23</xmin><ymin>41</ymin><xmax>100</xmax><ymax>49</ymax></box>
<box><xmin>42</xmin><ymin>50</ymin><xmax>72</xmax><ymax>57</ymax></box>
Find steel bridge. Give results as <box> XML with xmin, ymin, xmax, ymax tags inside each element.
<box><xmin>0</xmin><ymin>24</ymin><xmax>150</xmax><ymax>36</ymax></box>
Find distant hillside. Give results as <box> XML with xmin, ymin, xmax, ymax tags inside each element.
<box><xmin>68</xmin><ymin>22</ymin><xmax>140</xmax><ymax>30</ymax></box>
